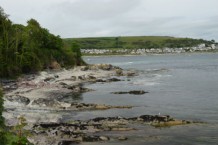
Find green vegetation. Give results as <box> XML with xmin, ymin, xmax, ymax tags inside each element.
<box><xmin>0</xmin><ymin>88</ymin><xmax>7</xmax><ymax>145</ymax></box>
<box><xmin>64</xmin><ymin>36</ymin><xmax>215</xmax><ymax>50</ymax></box>
<box><xmin>0</xmin><ymin>6</ymin><xmax>83</xmax><ymax>78</ymax></box>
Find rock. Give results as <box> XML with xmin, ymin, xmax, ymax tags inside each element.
<box><xmin>83</xmin><ymin>136</ymin><xmax>101</xmax><ymax>142</ymax></box>
<box><xmin>99</xmin><ymin>136</ymin><xmax>109</xmax><ymax>141</ymax></box>
<box><xmin>44</xmin><ymin>77</ymin><xmax>55</xmax><ymax>82</ymax></box>
<box><xmin>98</xmin><ymin>64</ymin><xmax>113</xmax><ymax>71</ymax></box>
<box><xmin>129</xmin><ymin>90</ymin><xmax>148</xmax><ymax>95</ymax></box>
<box><xmin>58</xmin><ymin>140</ymin><xmax>80</xmax><ymax>145</ymax></box>
<box><xmin>67</xmin><ymin>84</ymin><xmax>93</xmax><ymax>93</ymax></box>
<box><xmin>71</xmin><ymin>76</ymin><xmax>77</xmax><ymax>81</ymax></box>
<box><xmin>115</xmin><ymin>69</ymin><xmax>123</xmax><ymax>76</ymax></box>
<box><xmin>126</xmin><ymin>71</ymin><xmax>136</xmax><ymax>77</ymax></box>
<box><xmin>78</xmin><ymin>75</ymin><xmax>86</xmax><ymax>80</ymax></box>
<box><xmin>5</xmin><ymin>95</ymin><xmax>30</xmax><ymax>105</ymax></box>
<box><xmin>107</xmin><ymin>78</ymin><xmax>121</xmax><ymax>82</ymax></box>
<box><xmin>87</xmin><ymin>75</ymin><xmax>96</xmax><ymax>80</ymax></box>
<box><xmin>118</xmin><ymin>136</ymin><xmax>128</xmax><ymax>141</ymax></box>
<box><xmin>32</xmin><ymin>98</ymin><xmax>60</xmax><ymax>107</ymax></box>
<box><xmin>96</xmin><ymin>79</ymin><xmax>106</xmax><ymax>83</ymax></box>
<box><xmin>80</xmin><ymin>66</ymin><xmax>89</xmax><ymax>71</ymax></box>
<box><xmin>112</xmin><ymin>90</ymin><xmax>148</xmax><ymax>95</ymax></box>
<box><xmin>95</xmin><ymin>104</ymin><xmax>109</xmax><ymax>110</ymax></box>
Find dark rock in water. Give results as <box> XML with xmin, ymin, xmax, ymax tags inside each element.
<box><xmin>5</xmin><ymin>95</ymin><xmax>30</xmax><ymax>105</ymax></box>
<box><xmin>96</xmin><ymin>78</ymin><xmax>121</xmax><ymax>83</ymax></box>
<box><xmin>139</xmin><ymin>115</ymin><xmax>171</xmax><ymax>122</ymax></box>
<box><xmin>92</xmin><ymin>117</ymin><xmax>107</xmax><ymax>122</ymax></box>
<box><xmin>107</xmin><ymin>78</ymin><xmax>121</xmax><ymax>82</ymax></box>
<box><xmin>112</xmin><ymin>90</ymin><xmax>148</xmax><ymax>95</ymax></box>
<box><xmin>129</xmin><ymin>90</ymin><xmax>148</xmax><ymax>95</ymax></box>
<box><xmin>96</xmin><ymin>79</ymin><xmax>106</xmax><ymax>83</ymax></box>
<box><xmin>67</xmin><ymin>84</ymin><xmax>93</xmax><ymax>93</ymax></box>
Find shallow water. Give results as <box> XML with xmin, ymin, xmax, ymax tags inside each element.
<box><xmin>63</xmin><ymin>53</ymin><xmax>218</xmax><ymax>144</ymax></box>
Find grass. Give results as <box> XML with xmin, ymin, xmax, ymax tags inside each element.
<box><xmin>63</xmin><ymin>36</ymin><xmax>214</xmax><ymax>50</ymax></box>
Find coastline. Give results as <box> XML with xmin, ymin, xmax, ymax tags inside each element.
<box><xmin>1</xmin><ymin>63</ymin><xmax>199</xmax><ymax>145</ymax></box>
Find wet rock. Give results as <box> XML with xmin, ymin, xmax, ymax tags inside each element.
<box><xmin>67</xmin><ymin>84</ymin><xmax>93</xmax><ymax>93</ymax></box>
<box><xmin>126</xmin><ymin>71</ymin><xmax>136</xmax><ymax>77</ymax></box>
<box><xmin>97</xmin><ymin>64</ymin><xmax>113</xmax><ymax>71</ymax></box>
<box><xmin>118</xmin><ymin>136</ymin><xmax>128</xmax><ymax>141</ymax></box>
<box><xmin>95</xmin><ymin>104</ymin><xmax>109</xmax><ymax>110</ymax></box>
<box><xmin>5</xmin><ymin>95</ymin><xmax>30</xmax><ymax>105</ymax></box>
<box><xmin>96</xmin><ymin>79</ymin><xmax>106</xmax><ymax>83</ymax></box>
<box><xmin>115</xmin><ymin>69</ymin><xmax>123</xmax><ymax>76</ymax></box>
<box><xmin>44</xmin><ymin>77</ymin><xmax>55</xmax><ymax>82</ymax></box>
<box><xmin>99</xmin><ymin>136</ymin><xmax>110</xmax><ymax>141</ymax></box>
<box><xmin>87</xmin><ymin>75</ymin><xmax>96</xmax><ymax>80</ymax></box>
<box><xmin>78</xmin><ymin>75</ymin><xmax>86</xmax><ymax>80</ymax></box>
<box><xmin>96</xmin><ymin>78</ymin><xmax>121</xmax><ymax>83</ymax></box>
<box><xmin>112</xmin><ymin>90</ymin><xmax>148</xmax><ymax>95</ymax></box>
<box><xmin>129</xmin><ymin>90</ymin><xmax>148</xmax><ymax>95</ymax></box>
<box><xmin>107</xmin><ymin>78</ymin><xmax>121</xmax><ymax>82</ymax></box>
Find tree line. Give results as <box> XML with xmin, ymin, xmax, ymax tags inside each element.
<box><xmin>0</xmin><ymin>6</ymin><xmax>84</xmax><ymax>78</ymax></box>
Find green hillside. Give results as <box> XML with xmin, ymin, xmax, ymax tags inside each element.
<box><xmin>64</xmin><ymin>36</ymin><xmax>214</xmax><ymax>49</ymax></box>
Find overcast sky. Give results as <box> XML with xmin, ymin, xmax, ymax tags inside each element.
<box><xmin>1</xmin><ymin>0</ymin><xmax>218</xmax><ymax>40</ymax></box>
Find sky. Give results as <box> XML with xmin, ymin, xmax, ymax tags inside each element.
<box><xmin>1</xmin><ymin>0</ymin><xmax>218</xmax><ymax>40</ymax></box>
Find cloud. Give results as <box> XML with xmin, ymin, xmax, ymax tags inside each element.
<box><xmin>1</xmin><ymin>0</ymin><xmax>218</xmax><ymax>41</ymax></box>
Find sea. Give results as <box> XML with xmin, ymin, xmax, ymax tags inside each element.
<box><xmin>65</xmin><ymin>53</ymin><xmax>218</xmax><ymax>145</ymax></box>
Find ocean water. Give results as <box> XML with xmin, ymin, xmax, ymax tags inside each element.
<box><xmin>65</xmin><ymin>53</ymin><xmax>218</xmax><ymax>145</ymax></box>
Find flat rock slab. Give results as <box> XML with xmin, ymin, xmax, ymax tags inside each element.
<box><xmin>112</xmin><ymin>90</ymin><xmax>149</xmax><ymax>95</ymax></box>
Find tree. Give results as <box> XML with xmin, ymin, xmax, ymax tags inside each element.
<box><xmin>71</xmin><ymin>41</ymin><xmax>84</xmax><ymax>65</ymax></box>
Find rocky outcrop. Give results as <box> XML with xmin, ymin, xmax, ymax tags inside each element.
<box><xmin>31</xmin><ymin>98</ymin><xmax>132</xmax><ymax>110</ymax></box>
<box><xmin>30</xmin><ymin>115</ymin><xmax>195</xmax><ymax>144</ymax></box>
<box><xmin>80</xmin><ymin>64</ymin><xmax>122</xmax><ymax>71</ymax></box>
<box><xmin>112</xmin><ymin>90</ymin><xmax>148</xmax><ymax>95</ymax></box>
<box><xmin>5</xmin><ymin>95</ymin><xmax>30</xmax><ymax>105</ymax></box>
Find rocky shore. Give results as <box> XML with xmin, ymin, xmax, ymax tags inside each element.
<box><xmin>30</xmin><ymin>115</ymin><xmax>195</xmax><ymax>145</ymax></box>
<box><xmin>81</xmin><ymin>43</ymin><xmax>218</xmax><ymax>55</ymax></box>
<box><xmin>1</xmin><ymin>64</ymin><xmax>200</xmax><ymax>145</ymax></box>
